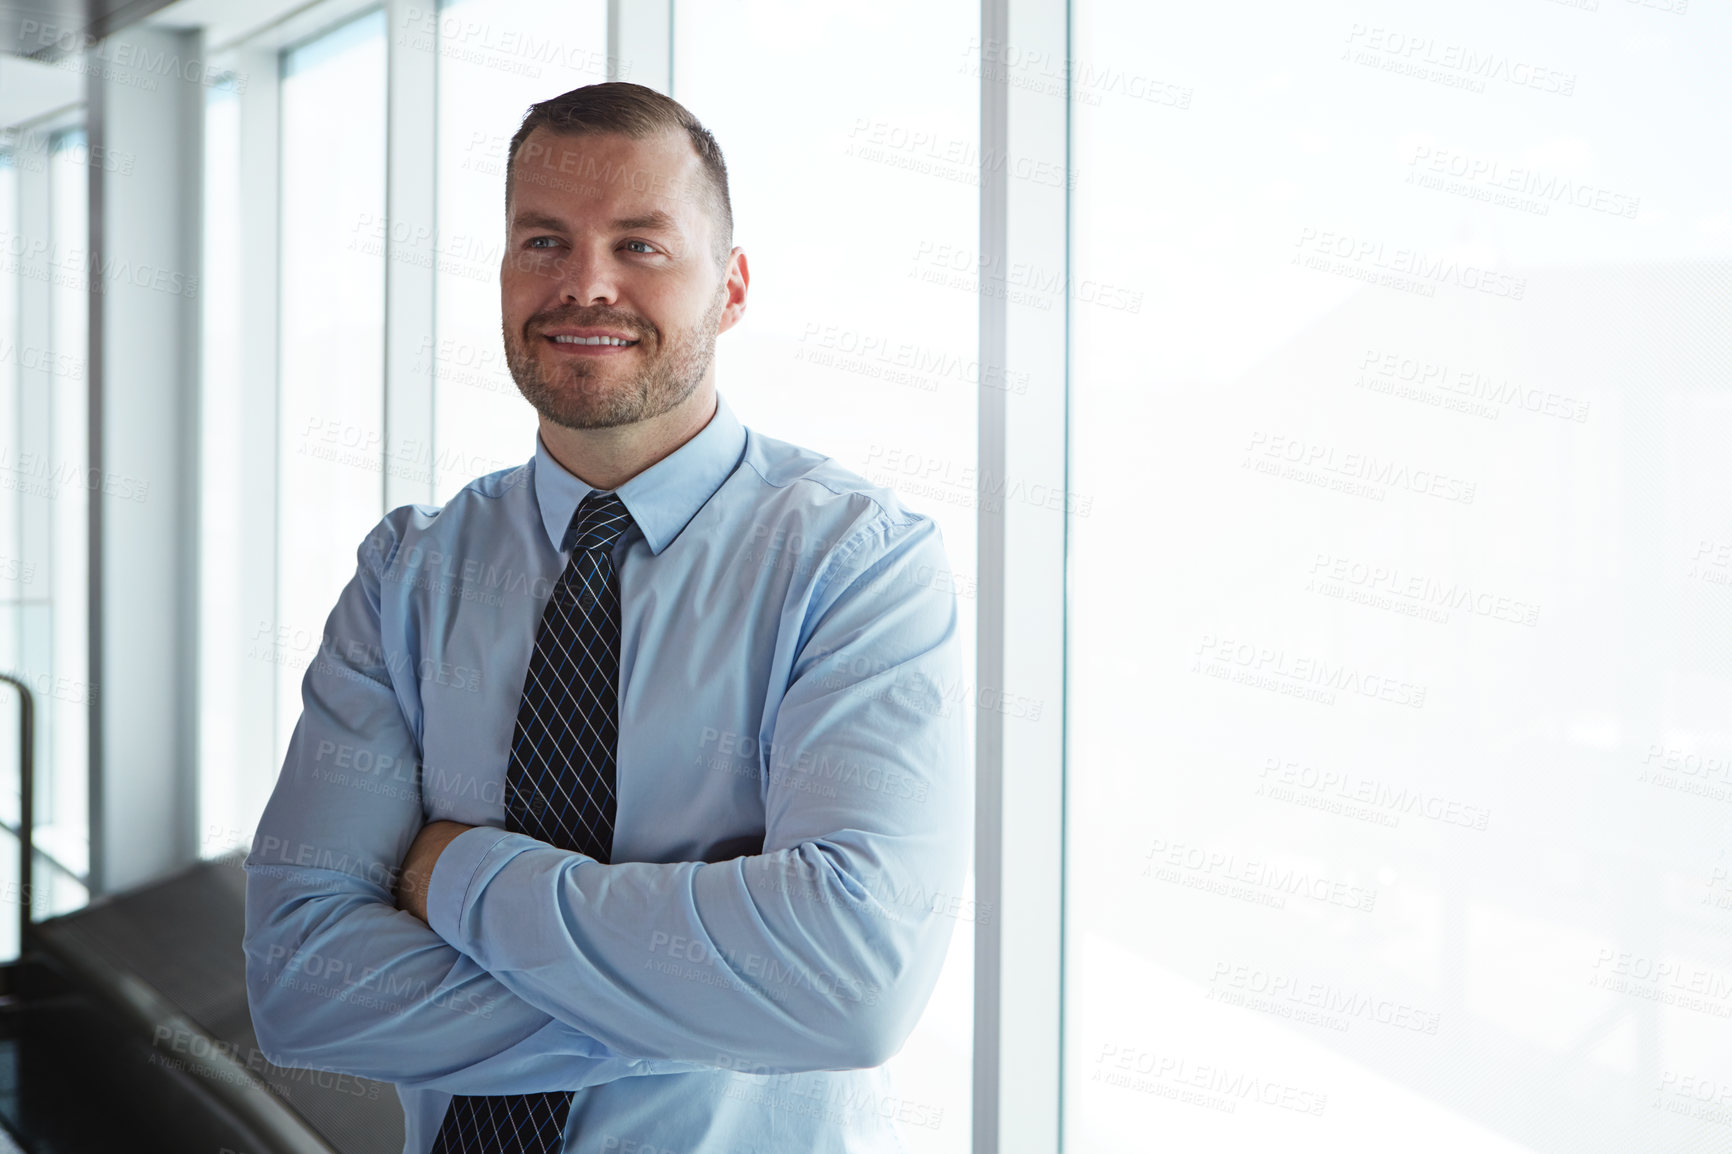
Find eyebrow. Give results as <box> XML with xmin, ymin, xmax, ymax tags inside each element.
<box><xmin>612</xmin><ymin>209</ymin><xmax>679</xmax><ymax>233</ymax></box>
<box><xmin>510</xmin><ymin>209</ymin><xmax>681</xmax><ymax>234</ymax></box>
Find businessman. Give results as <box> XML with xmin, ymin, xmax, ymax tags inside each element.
<box><xmin>242</xmin><ymin>82</ymin><xmax>969</xmax><ymax>1153</ymax></box>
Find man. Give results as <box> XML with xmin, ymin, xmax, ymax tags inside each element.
<box><xmin>242</xmin><ymin>82</ymin><xmax>969</xmax><ymax>1154</ymax></box>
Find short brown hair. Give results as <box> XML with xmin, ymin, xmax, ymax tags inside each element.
<box><xmin>505</xmin><ymin>82</ymin><xmax>733</xmax><ymax>269</ymax></box>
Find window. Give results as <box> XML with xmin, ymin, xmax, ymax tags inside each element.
<box><xmin>274</xmin><ymin>9</ymin><xmax>390</xmax><ymax>760</ymax></box>
<box><xmin>199</xmin><ymin>73</ymin><xmax>247</xmax><ymax>857</ymax></box>
<box><xmin>39</xmin><ymin>128</ymin><xmax>90</xmax><ymax>908</ymax></box>
<box><xmin>1064</xmin><ymin>3</ymin><xmax>1732</xmax><ymax>1148</ymax></box>
<box><xmin>674</xmin><ymin>4</ymin><xmax>981</xmax><ymax>1148</ymax></box>
<box><xmin>0</xmin><ymin>121</ymin><xmax>96</xmax><ymax>956</ymax></box>
<box><xmin>0</xmin><ymin>151</ymin><xmax>23</xmax><ymax>958</ymax></box>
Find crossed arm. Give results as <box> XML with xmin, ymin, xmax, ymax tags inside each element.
<box><xmin>242</xmin><ymin>523</ymin><xmax>683</xmax><ymax>1094</ymax></box>
<box><xmin>395</xmin><ymin>820</ymin><xmax>471</xmax><ymax>923</ymax></box>
<box><xmin>242</xmin><ymin>508</ymin><xmax>969</xmax><ymax>1094</ymax></box>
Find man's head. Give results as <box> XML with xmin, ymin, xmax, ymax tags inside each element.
<box><xmin>504</xmin><ymin>83</ymin><xmax>733</xmax><ymax>270</ymax></box>
<box><xmin>500</xmin><ymin>83</ymin><xmax>746</xmax><ymax>434</ymax></box>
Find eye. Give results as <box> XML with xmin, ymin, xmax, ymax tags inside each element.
<box><xmin>622</xmin><ymin>240</ymin><xmax>656</xmax><ymax>254</ymax></box>
<box><xmin>526</xmin><ymin>235</ymin><xmax>560</xmax><ymax>249</ymax></box>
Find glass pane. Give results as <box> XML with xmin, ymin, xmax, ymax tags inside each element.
<box><xmin>1065</xmin><ymin>2</ymin><xmax>1732</xmax><ymax>1150</ymax></box>
<box><xmin>0</xmin><ymin>126</ymin><xmax>93</xmax><ymax>939</ymax></box>
<box><xmin>0</xmin><ymin>153</ymin><xmax>19</xmax><ymax>956</ymax></box>
<box><xmin>0</xmin><ymin>155</ymin><xmax>18</xmax><ymax>830</ymax></box>
<box><xmin>43</xmin><ymin>129</ymin><xmax>89</xmax><ymax>895</ymax></box>
<box><xmin>200</xmin><ymin>75</ymin><xmax>246</xmax><ymax>858</ymax></box>
<box><xmin>431</xmin><ymin>0</ymin><xmax>610</xmax><ymax>500</ymax></box>
<box><xmin>276</xmin><ymin>9</ymin><xmax>389</xmax><ymax>762</ymax></box>
<box><xmin>676</xmin><ymin>4</ymin><xmax>979</xmax><ymax>1150</ymax></box>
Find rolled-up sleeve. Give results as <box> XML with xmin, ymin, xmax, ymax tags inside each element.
<box><xmin>423</xmin><ymin>510</ymin><xmax>971</xmax><ymax>1073</ymax></box>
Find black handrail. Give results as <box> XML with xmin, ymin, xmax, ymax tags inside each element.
<box><xmin>0</xmin><ymin>673</ymin><xmax>34</xmax><ymax>949</ymax></box>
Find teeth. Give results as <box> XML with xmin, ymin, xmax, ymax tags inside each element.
<box><xmin>551</xmin><ymin>335</ymin><xmax>636</xmax><ymax>346</ymax></box>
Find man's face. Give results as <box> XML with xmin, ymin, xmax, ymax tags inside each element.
<box><xmin>501</xmin><ymin>126</ymin><xmax>734</xmax><ymax>430</ymax></box>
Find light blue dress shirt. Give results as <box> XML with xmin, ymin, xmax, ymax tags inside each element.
<box><xmin>243</xmin><ymin>392</ymin><xmax>970</xmax><ymax>1153</ymax></box>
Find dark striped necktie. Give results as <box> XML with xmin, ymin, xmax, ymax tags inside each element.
<box><xmin>429</xmin><ymin>489</ymin><xmax>634</xmax><ymax>1154</ymax></box>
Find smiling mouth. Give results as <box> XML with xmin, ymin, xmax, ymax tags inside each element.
<box><xmin>545</xmin><ymin>334</ymin><xmax>641</xmax><ymax>348</ymax></box>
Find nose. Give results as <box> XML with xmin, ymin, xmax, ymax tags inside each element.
<box><xmin>554</xmin><ymin>241</ymin><xmax>618</xmax><ymax>306</ymax></box>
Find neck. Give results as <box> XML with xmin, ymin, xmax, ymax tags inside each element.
<box><xmin>538</xmin><ymin>384</ymin><xmax>718</xmax><ymax>491</ymax></box>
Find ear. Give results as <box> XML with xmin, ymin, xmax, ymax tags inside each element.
<box><xmin>717</xmin><ymin>248</ymin><xmax>749</xmax><ymax>334</ymax></box>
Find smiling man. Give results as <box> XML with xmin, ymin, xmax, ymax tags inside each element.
<box><xmin>242</xmin><ymin>83</ymin><xmax>969</xmax><ymax>1154</ymax></box>
<box><xmin>499</xmin><ymin>127</ymin><xmax>730</xmax><ymax>458</ymax></box>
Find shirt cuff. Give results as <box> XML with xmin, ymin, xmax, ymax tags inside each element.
<box><xmin>426</xmin><ymin>825</ymin><xmax>518</xmax><ymax>947</ymax></box>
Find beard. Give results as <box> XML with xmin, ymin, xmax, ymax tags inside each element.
<box><xmin>504</xmin><ymin>281</ymin><xmax>726</xmax><ymax>430</ymax></box>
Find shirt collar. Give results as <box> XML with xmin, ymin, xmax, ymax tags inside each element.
<box><xmin>531</xmin><ymin>391</ymin><xmax>746</xmax><ymax>556</ymax></box>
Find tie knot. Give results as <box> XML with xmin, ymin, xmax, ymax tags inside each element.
<box><xmin>566</xmin><ymin>490</ymin><xmax>633</xmax><ymax>553</ymax></box>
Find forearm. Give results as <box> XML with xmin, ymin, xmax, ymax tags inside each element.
<box><xmin>244</xmin><ymin>843</ymin><xmax>707</xmax><ymax>1093</ymax></box>
<box><xmin>427</xmin><ymin>829</ymin><xmax>961</xmax><ymax>1073</ymax></box>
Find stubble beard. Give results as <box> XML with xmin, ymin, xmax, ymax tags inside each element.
<box><xmin>504</xmin><ymin>281</ymin><xmax>727</xmax><ymax>431</ymax></box>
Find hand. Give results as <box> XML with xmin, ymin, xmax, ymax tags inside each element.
<box><xmin>395</xmin><ymin>819</ymin><xmax>475</xmax><ymax>923</ymax></box>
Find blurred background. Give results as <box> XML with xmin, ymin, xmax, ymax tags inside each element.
<box><xmin>0</xmin><ymin>0</ymin><xmax>1725</xmax><ymax>1151</ymax></box>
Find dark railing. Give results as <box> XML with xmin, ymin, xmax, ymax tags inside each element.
<box><xmin>0</xmin><ymin>672</ymin><xmax>33</xmax><ymax>948</ymax></box>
